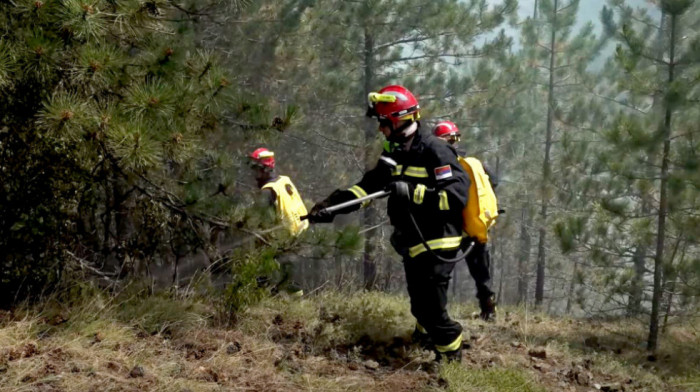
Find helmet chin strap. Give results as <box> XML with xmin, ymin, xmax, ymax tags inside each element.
<box><xmin>388</xmin><ymin>121</ymin><xmax>418</xmax><ymax>143</ymax></box>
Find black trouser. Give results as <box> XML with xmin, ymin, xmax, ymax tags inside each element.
<box><xmin>404</xmin><ymin>250</ymin><xmax>463</xmax><ymax>353</ymax></box>
<box><xmin>464</xmin><ymin>240</ymin><xmax>494</xmax><ymax>301</ymax></box>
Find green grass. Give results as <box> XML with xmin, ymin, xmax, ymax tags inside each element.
<box><xmin>238</xmin><ymin>290</ymin><xmax>414</xmax><ymax>349</ymax></box>
<box><xmin>115</xmin><ymin>294</ymin><xmax>211</xmax><ymax>335</ymax></box>
<box><xmin>438</xmin><ymin>363</ymin><xmax>546</xmax><ymax>392</ymax></box>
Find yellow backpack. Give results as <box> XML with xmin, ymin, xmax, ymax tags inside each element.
<box><xmin>262</xmin><ymin>176</ymin><xmax>309</xmax><ymax>236</ymax></box>
<box><xmin>458</xmin><ymin>157</ymin><xmax>499</xmax><ymax>244</ymax></box>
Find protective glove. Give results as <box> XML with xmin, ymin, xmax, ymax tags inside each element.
<box><xmin>387</xmin><ymin>181</ymin><xmax>412</xmax><ymax>206</ymax></box>
<box><xmin>307</xmin><ymin>189</ymin><xmax>346</xmax><ymax>223</ymax></box>
<box><xmin>307</xmin><ymin>203</ymin><xmax>336</xmax><ymax>223</ymax></box>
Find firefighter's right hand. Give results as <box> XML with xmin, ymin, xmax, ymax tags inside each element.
<box><xmin>387</xmin><ymin>181</ymin><xmax>411</xmax><ymax>203</ymax></box>
<box><xmin>307</xmin><ymin>203</ymin><xmax>335</xmax><ymax>223</ymax></box>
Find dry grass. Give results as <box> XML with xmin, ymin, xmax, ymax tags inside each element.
<box><xmin>443</xmin><ymin>301</ymin><xmax>700</xmax><ymax>392</ymax></box>
<box><xmin>1</xmin><ymin>291</ymin><xmax>698</xmax><ymax>392</ymax></box>
<box><xmin>0</xmin><ymin>291</ymin><xmax>437</xmax><ymax>392</ymax></box>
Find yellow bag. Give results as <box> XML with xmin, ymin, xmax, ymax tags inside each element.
<box><xmin>458</xmin><ymin>157</ymin><xmax>499</xmax><ymax>243</ymax></box>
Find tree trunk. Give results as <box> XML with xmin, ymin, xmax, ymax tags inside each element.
<box><xmin>648</xmin><ymin>13</ymin><xmax>676</xmax><ymax>352</ymax></box>
<box><xmin>497</xmin><ymin>239</ymin><xmax>505</xmax><ymax>304</ymax></box>
<box><xmin>300</xmin><ymin>256</ymin><xmax>308</xmax><ymax>290</ymax></box>
<box><xmin>628</xmin><ymin>244</ymin><xmax>646</xmax><ymax>316</ymax></box>
<box><xmin>535</xmin><ymin>0</ymin><xmax>558</xmax><ymax>308</ymax></box>
<box><xmin>362</xmin><ymin>28</ymin><xmax>378</xmax><ymax>291</ymax></box>
<box><xmin>383</xmin><ymin>252</ymin><xmax>393</xmax><ymax>292</ymax></box>
<box><xmin>492</xmin><ymin>152</ymin><xmax>502</xmax><ymax>302</ymax></box>
<box><xmin>630</xmin><ymin>10</ymin><xmax>665</xmax><ymax>317</ymax></box>
<box><xmin>662</xmin><ymin>239</ymin><xmax>684</xmax><ymax>333</ymax></box>
<box><xmin>489</xmin><ymin>154</ymin><xmax>500</xmax><ymax>282</ymax></box>
<box><xmin>566</xmin><ymin>258</ymin><xmax>578</xmax><ymax>314</ymax></box>
<box><xmin>628</xmin><ymin>194</ymin><xmax>650</xmax><ymax>316</ymax></box>
<box><xmin>335</xmin><ymin>253</ymin><xmax>344</xmax><ymax>289</ymax></box>
<box><xmin>517</xmin><ymin>202</ymin><xmax>532</xmax><ymax>305</ymax></box>
<box><xmin>628</xmin><ymin>195</ymin><xmax>650</xmax><ymax>317</ymax></box>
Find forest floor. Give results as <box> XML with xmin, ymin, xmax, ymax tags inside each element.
<box><xmin>1</xmin><ymin>289</ymin><xmax>698</xmax><ymax>392</ymax></box>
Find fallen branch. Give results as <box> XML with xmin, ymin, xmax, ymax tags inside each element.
<box><xmin>65</xmin><ymin>251</ymin><xmax>120</xmax><ymax>281</ymax></box>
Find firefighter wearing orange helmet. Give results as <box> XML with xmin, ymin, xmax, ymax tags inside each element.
<box><xmin>308</xmin><ymin>85</ymin><xmax>468</xmax><ymax>362</ymax></box>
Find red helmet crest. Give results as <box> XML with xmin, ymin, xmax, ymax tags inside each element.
<box><xmin>249</xmin><ymin>147</ymin><xmax>275</xmax><ymax>169</ymax></box>
<box><xmin>366</xmin><ymin>85</ymin><xmax>420</xmax><ymax>129</ymax></box>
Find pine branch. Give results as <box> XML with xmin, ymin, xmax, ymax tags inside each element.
<box><xmin>590</xmin><ymin>91</ymin><xmax>649</xmax><ymax>114</ymax></box>
<box><xmin>97</xmin><ymin>140</ymin><xmax>232</xmax><ymax>229</ymax></box>
<box><xmin>556</xmin><ymin>1</ymin><xmax>577</xmax><ymax>15</ymax></box>
<box><xmin>167</xmin><ymin>0</ymin><xmax>217</xmax><ymax>17</ymax></box>
<box><xmin>380</xmin><ymin>50</ymin><xmax>488</xmax><ymax>64</ymax></box>
<box><xmin>373</xmin><ymin>32</ymin><xmax>457</xmax><ymax>52</ymax></box>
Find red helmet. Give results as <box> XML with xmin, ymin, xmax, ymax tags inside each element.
<box><xmin>249</xmin><ymin>147</ymin><xmax>275</xmax><ymax>169</ymax></box>
<box><xmin>433</xmin><ymin>121</ymin><xmax>460</xmax><ymax>138</ymax></box>
<box><xmin>366</xmin><ymin>85</ymin><xmax>421</xmax><ymax>130</ymax></box>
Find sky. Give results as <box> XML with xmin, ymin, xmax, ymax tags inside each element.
<box><xmin>501</xmin><ymin>0</ymin><xmax>657</xmax><ymax>66</ymax></box>
<box><xmin>513</xmin><ymin>0</ymin><xmax>656</xmax><ymax>32</ymax></box>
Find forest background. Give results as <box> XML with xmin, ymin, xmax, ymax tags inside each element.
<box><xmin>0</xmin><ymin>0</ymin><xmax>697</xmax><ymax>362</ymax></box>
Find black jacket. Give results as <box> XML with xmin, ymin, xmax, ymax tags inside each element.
<box><xmin>327</xmin><ymin>131</ymin><xmax>469</xmax><ymax>258</ymax></box>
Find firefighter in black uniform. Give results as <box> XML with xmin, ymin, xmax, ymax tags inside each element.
<box><xmin>433</xmin><ymin>121</ymin><xmax>497</xmax><ymax>321</ymax></box>
<box><xmin>307</xmin><ymin>85</ymin><xmax>468</xmax><ymax>362</ymax></box>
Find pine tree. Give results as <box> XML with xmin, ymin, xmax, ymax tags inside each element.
<box><xmin>460</xmin><ymin>48</ymin><xmax>540</xmax><ymax>305</ymax></box>
<box><xmin>554</xmin><ymin>0</ymin><xmax>698</xmax><ymax>346</ymax></box>
<box><xmin>0</xmin><ymin>0</ymin><xmax>247</xmax><ymax>301</ymax></box>
<box><xmin>520</xmin><ymin>0</ymin><xmax>607</xmax><ymax>308</ymax></box>
<box><xmin>599</xmin><ymin>0</ymin><xmax>699</xmax><ymax>351</ymax></box>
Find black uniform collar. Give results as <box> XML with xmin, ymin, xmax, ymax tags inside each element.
<box><xmin>395</xmin><ymin>125</ymin><xmax>423</xmax><ymax>153</ymax></box>
<box><xmin>408</xmin><ymin>131</ymin><xmax>423</xmax><ymax>152</ymax></box>
<box><xmin>264</xmin><ymin>174</ymin><xmax>279</xmax><ymax>184</ymax></box>
<box><xmin>257</xmin><ymin>173</ymin><xmax>279</xmax><ymax>189</ymax></box>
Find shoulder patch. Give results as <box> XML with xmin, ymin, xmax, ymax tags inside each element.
<box><xmin>434</xmin><ymin>165</ymin><xmax>453</xmax><ymax>180</ymax></box>
<box><xmin>285</xmin><ymin>184</ymin><xmax>295</xmax><ymax>196</ymax></box>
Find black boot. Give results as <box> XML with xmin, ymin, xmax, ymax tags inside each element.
<box><xmin>411</xmin><ymin>327</ymin><xmax>433</xmax><ymax>350</ymax></box>
<box><xmin>479</xmin><ymin>295</ymin><xmax>497</xmax><ymax>321</ymax></box>
<box><xmin>435</xmin><ymin>348</ymin><xmax>462</xmax><ymax>363</ymax></box>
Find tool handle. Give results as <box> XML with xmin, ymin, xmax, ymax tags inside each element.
<box><xmin>300</xmin><ymin>190</ymin><xmax>390</xmax><ymax>221</ymax></box>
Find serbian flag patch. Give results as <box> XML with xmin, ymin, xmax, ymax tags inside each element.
<box><xmin>434</xmin><ymin>165</ymin><xmax>453</xmax><ymax>180</ymax></box>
